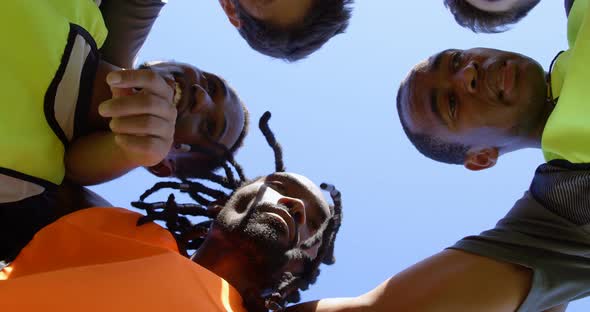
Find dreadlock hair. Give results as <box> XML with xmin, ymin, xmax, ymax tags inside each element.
<box><xmin>233</xmin><ymin>0</ymin><xmax>354</xmax><ymax>62</ymax></box>
<box><xmin>265</xmin><ymin>182</ymin><xmax>342</xmax><ymax>311</ymax></box>
<box><xmin>444</xmin><ymin>0</ymin><xmax>541</xmax><ymax>33</ymax></box>
<box><xmin>396</xmin><ymin>79</ymin><xmax>469</xmax><ymax>165</ymax></box>
<box><xmin>133</xmin><ymin>111</ymin><xmax>343</xmax><ymax>311</ymax></box>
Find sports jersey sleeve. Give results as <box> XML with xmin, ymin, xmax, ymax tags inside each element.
<box><xmin>99</xmin><ymin>0</ymin><xmax>166</xmax><ymax>68</ymax></box>
<box><xmin>450</xmin><ymin>163</ymin><xmax>590</xmax><ymax>311</ymax></box>
<box><xmin>542</xmin><ymin>0</ymin><xmax>590</xmax><ymax>163</ymax></box>
<box><xmin>0</xmin><ymin>208</ymin><xmax>247</xmax><ymax>312</ymax></box>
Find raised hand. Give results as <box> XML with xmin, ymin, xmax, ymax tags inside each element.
<box><xmin>98</xmin><ymin>69</ymin><xmax>178</xmax><ymax>167</ymax></box>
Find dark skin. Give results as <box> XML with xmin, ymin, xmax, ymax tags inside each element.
<box><xmin>399</xmin><ymin>47</ymin><xmax>552</xmax><ymax>170</ymax></box>
<box><xmin>67</xmin><ymin>59</ymin><xmax>245</xmax><ymax>184</ymax></box>
<box><xmin>287</xmin><ymin>249</ymin><xmax>567</xmax><ymax>312</ymax></box>
<box><xmin>49</xmin><ymin>172</ymin><xmax>332</xmax><ymax>312</ymax></box>
<box><xmin>144</xmin><ymin>62</ymin><xmax>246</xmax><ymax>178</ymax></box>
<box><xmin>194</xmin><ymin>172</ymin><xmax>331</xmax><ymax>311</ymax></box>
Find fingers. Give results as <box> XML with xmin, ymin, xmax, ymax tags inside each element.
<box><xmin>114</xmin><ymin>134</ymin><xmax>171</xmax><ymax>167</ymax></box>
<box><xmin>110</xmin><ymin>115</ymin><xmax>174</xmax><ymax>139</ymax></box>
<box><xmin>106</xmin><ymin>69</ymin><xmax>174</xmax><ymax>102</ymax></box>
<box><xmin>110</xmin><ymin>86</ymin><xmax>136</xmax><ymax>99</ymax></box>
<box><xmin>99</xmin><ymin>68</ymin><xmax>179</xmax><ymax>167</ymax></box>
<box><xmin>99</xmin><ymin>92</ymin><xmax>177</xmax><ymax>121</ymax></box>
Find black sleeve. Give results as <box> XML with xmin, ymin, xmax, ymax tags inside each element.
<box><xmin>99</xmin><ymin>0</ymin><xmax>166</xmax><ymax>68</ymax></box>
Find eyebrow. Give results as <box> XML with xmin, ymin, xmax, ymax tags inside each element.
<box><xmin>429</xmin><ymin>51</ymin><xmax>445</xmax><ymax>73</ymax></box>
<box><xmin>211</xmin><ymin>74</ymin><xmax>228</xmax><ymax>95</ymax></box>
<box><xmin>429</xmin><ymin>49</ymin><xmax>454</xmax><ymax>73</ymax></box>
<box><xmin>429</xmin><ymin>88</ymin><xmax>447</xmax><ymax>127</ymax></box>
<box><xmin>219</xmin><ymin>117</ymin><xmax>228</xmax><ymax>140</ymax></box>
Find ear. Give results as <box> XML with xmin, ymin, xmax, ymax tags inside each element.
<box><xmin>463</xmin><ymin>147</ymin><xmax>499</xmax><ymax>171</ymax></box>
<box><xmin>219</xmin><ymin>0</ymin><xmax>242</xmax><ymax>28</ymax></box>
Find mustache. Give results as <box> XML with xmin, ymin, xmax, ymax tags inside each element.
<box><xmin>241</xmin><ymin>201</ymin><xmax>299</xmax><ymax>248</ymax></box>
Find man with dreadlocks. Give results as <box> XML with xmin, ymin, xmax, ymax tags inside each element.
<box><xmin>0</xmin><ymin>113</ymin><xmax>343</xmax><ymax>312</ymax></box>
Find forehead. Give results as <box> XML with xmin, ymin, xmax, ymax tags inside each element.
<box><xmin>400</xmin><ymin>56</ymin><xmax>448</xmax><ymax>137</ymax></box>
<box><xmin>264</xmin><ymin>172</ymin><xmax>331</xmax><ymax>215</ymax></box>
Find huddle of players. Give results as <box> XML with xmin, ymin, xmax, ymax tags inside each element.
<box><xmin>4</xmin><ymin>1</ymin><xmax>587</xmax><ymax>312</ymax></box>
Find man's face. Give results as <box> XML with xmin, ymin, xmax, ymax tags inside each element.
<box><xmin>215</xmin><ymin>172</ymin><xmax>331</xmax><ymax>271</ymax></box>
<box><xmin>400</xmin><ymin>48</ymin><xmax>547</xmax><ymax>150</ymax></box>
<box><xmin>465</xmin><ymin>0</ymin><xmax>536</xmax><ymax>13</ymax></box>
<box><xmin>235</xmin><ymin>0</ymin><xmax>314</xmax><ymax>28</ymax></box>
<box><xmin>145</xmin><ymin>61</ymin><xmax>246</xmax><ymax>177</ymax></box>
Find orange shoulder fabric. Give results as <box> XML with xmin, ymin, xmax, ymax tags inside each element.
<box><xmin>0</xmin><ymin>208</ymin><xmax>245</xmax><ymax>312</ymax></box>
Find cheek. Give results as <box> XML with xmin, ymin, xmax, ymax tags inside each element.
<box><xmin>299</xmin><ymin>227</ymin><xmax>320</xmax><ymax>258</ymax></box>
<box><xmin>175</xmin><ymin>116</ymin><xmax>204</xmax><ymax>143</ymax></box>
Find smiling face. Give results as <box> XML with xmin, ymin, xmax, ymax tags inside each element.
<box><xmin>399</xmin><ymin>48</ymin><xmax>548</xmax><ymax>155</ymax></box>
<box><xmin>215</xmin><ymin>172</ymin><xmax>331</xmax><ymax>267</ymax></box>
<box><xmin>143</xmin><ymin>61</ymin><xmax>247</xmax><ymax>178</ymax></box>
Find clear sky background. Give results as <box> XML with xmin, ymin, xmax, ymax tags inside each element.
<box><xmin>90</xmin><ymin>0</ymin><xmax>587</xmax><ymax>310</ymax></box>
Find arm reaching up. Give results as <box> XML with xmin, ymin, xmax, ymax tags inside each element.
<box><xmin>66</xmin><ymin>68</ymin><xmax>176</xmax><ymax>185</ymax></box>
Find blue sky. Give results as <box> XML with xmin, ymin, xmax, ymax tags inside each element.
<box><xmin>90</xmin><ymin>0</ymin><xmax>587</xmax><ymax>310</ymax></box>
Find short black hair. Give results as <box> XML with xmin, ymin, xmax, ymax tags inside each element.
<box><xmin>444</xmin><ymin>0</ymin><xmax>541</xmax><ymax>33</ymax></box>
<box><xmin>396</xmin><ymin>80</ymin><xmax>469</xmax><ymax>165</ymax></box>
<box><xmin>233</xmin><ymin>0</ymin><xmax>354</xmax><ymax>62</ymax></box>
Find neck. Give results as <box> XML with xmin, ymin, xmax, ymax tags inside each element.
<box><xmin>191</xmin><ymin>230</ymin><xmax>270</xmax><ymax>309</ymax></box>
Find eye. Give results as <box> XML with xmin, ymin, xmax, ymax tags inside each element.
<box><xmin>448</xmin><ymin>93</ymin><xmax>458</xmax><ymax>120</ymax></box>
<box><xmin>201</xmin><ymin>118</ymin><xmax>216</xmax><ymax>137</ymax></box>
<box><xmin>268</xmin><ymin>181</ymin><xmax>287</xmax><ymax>193</ymax></box>
<box><xmin>206</xmin><ymin>77</ymin><xmax>217</xmax><ymax>95</ymax></box>
<box><xmin>451</xmin><ymin>52</ymin><xmax>462</xmax><ymax>71</ymax></box>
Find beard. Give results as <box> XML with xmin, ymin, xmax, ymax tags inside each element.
<box><xmin>214</xmin><ymin>197</ymin><xmax>295</xmax><ymax>271</ymax></box>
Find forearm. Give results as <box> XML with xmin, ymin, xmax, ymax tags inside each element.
<box><xmin>99</xmin><ymin>0</ymin><xmax>165</xmax><ymax>68</ymax></box>
<box><xmin>288</xmin><ymin>250</ymin><xmax>532</xmax><ymax>312</ymax></box>
<box><xmin>65</xmin><ymin>132</ymin><xmax>138</xmax><ymax>185</ymax></box>
<box><xmin>358</xmin><ymin>250</ymin><xmax>531</xmax><ymax>312</ymax></box>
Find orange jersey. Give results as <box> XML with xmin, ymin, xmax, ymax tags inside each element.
<box><xmin>0</xmin><ymin>207</ymin><xmax>246</xmax><ymax>312</ymax></box>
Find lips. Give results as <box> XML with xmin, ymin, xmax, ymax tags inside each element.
<box><xmin>492</xmin><ymin>60</ymin><xmax>517</xmax><ymax>102</ymax></box>
<box><xmin>258</xmin><ymin>204</ymin><xmax>297</xmax><ymax>245</ymax></box>
<box><xmin>500</xmin><ymin>61</ymin><xmax>515</xmax><ymax>98</ymax></box>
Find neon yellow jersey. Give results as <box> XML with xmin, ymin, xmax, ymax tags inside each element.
<box><xmin>0</xmin><ymin>0</ymin><xmax>106</xmax><ymax>200</ymax></box>
<box><xmin>542</xmin><ymin>0</ymin><xmax>590</xmax><ymax>163</ymax></box>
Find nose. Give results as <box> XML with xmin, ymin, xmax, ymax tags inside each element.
<box><xmin>455</xmin><ymin>61</ymin><xmax>478</xmax><ymax>94</ymax></box>
<box><xmin>192</xmin><ymin>84</ymin><xmax>215</xmax><ymax>113</ymax></box>
<box><xmin>278</xmin><ymin>197</ymin><xmax>306</xmax><ymax>226</ymax></box>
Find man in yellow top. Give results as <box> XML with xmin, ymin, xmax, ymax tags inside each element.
<box><xmin>397</xmin><ymin>1</ymin><xmax>589</xmax><ymax>169</ymax></box>
<box><xmin>282</xmin><ymin>0</ymin><xmax>590</xmax><ymax>311</ymax></box>
<box><xmin>0</xmin><ymin>0</ymin><xmax>249</xmax><ymax>264</ymax></box>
